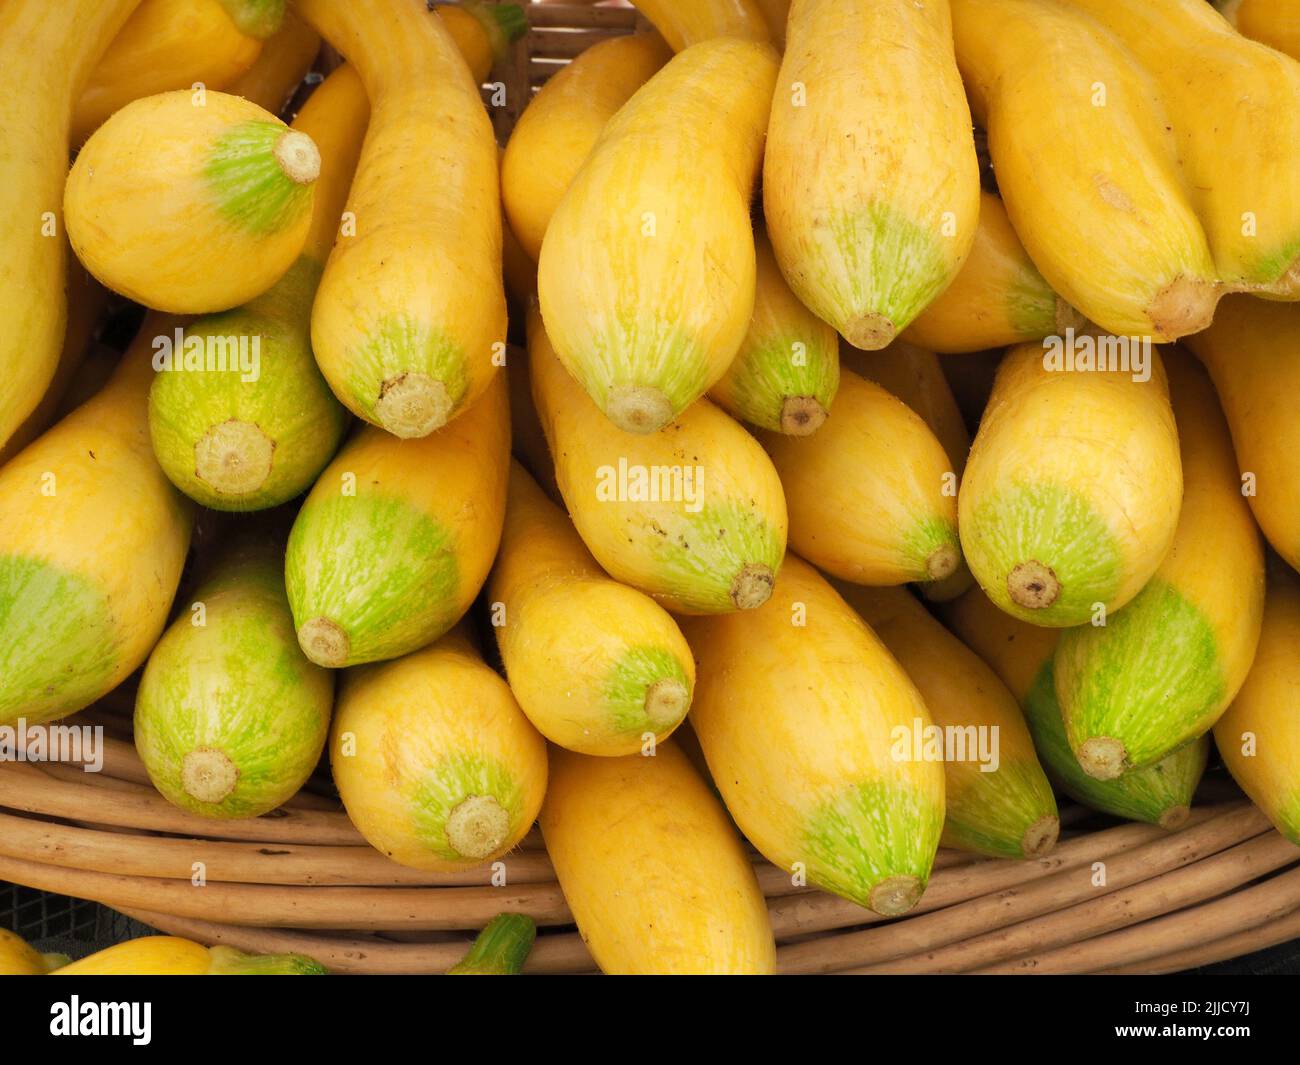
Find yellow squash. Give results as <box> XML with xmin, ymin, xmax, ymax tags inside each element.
<box><xmin>502</xmin><ymin>32</ymin><xmax>671</xmax><ymax>261</ymax></box>
<box><xmin>1053</xmin><ymin>351</ymin><xmax>1265</xmax><ymax>779</ymax></box>
<box><xmin>682</xmin><ymin>555</ymin><xmax>946</xmax><ymax>915</ymax></box>
<box><xmin>538</xmin><ymin>38</ymin><xmax>779</xmax><ymax>433</ymax></box>
<box><xmin>224</xmin><ymin>10</ymin><xmax>321</xmax><ymax>114</ymax></box>
<box><xmin>74</xmin><ymin>0</ymin><xmax>262</xmax><ymax>145</ymax></box>
<box><xmin>0</xmin><ymin>318</ymin><xmax>193</xmax><ymax>729</ymax></box>
<box><xmin>1065</xmin><ymin>0</ymin><xmax>1300</xmax><ymax>295</ymax></box>
<box><xmin>217</xmin><ymin>0</ymin><xmax>286</xmax><ymax>40</ymax></box>
<box><xmin>708</xmin><ymin>225</ymin><xmax>841</xmax><ymax>435</ymax></box>
<box><xmin>1214</xmin><ymin>563</ymin><xmax>1300</xmax><ymax>845</ymax></box>
<box><xmin>760</xmin><ymin>368</ymin><xmax>961</xmax><ymax>588</ymax></box>
<box><xmin>629</xmin><ymin>0</ymin><xmax>771</xmax><ymax>51</ymax></box>
<box><xmin>1219</xmin><ymin>0</ymin><xmax>1300</xmax><ymax>60</ymax></box>
<box><xmin>959</xmin><ymin>340</ymin><xmax>1182</xmax><ymax>627</ymax></box>
<box><xmin>950</xmin><ymin>0</ymin><xmax>1219</xmax><ymax>339</ymax></box>
<box><xmin>489</xmin><ymin>463</ymin><xmax>695</xmax><ymax>756</ymax></box>
<box><xmin>529</xmin><ymin>308</ymin><xmax>787</xmax><ymax>615</ymax></box>
<box><xmin>286</xmin><ymin>373</ymin><xmax>509</xmax><ymax>668</ymax></box>
<box><xmin>65</xmin><ymin>90</ymin><xmax>319</xmax><ymax>313</ymax></box>
<box><xmin>1183</xmin><ymin>296</ymin><xmax>1300</xmax><ymax>572</ymax></box>
<box><xmin>0</xmin><ymin>929</ymin><xmax>66</xmax><ymax>976</ymax></box>
<box><xmin>52</xmin><ymin>937</ymin><xmax>325</xmax><ymax>975</ymax></box>
<box><xmin>0</xmin><ymin>0</ymin><xmax>141</xmax><ymax>454</ymax></box>
<box><xmin>764</xmin><ymin>0</ymin><xmax>980</xmax><ymax>350</ymax></box>
<box><xmin>903</xmin><ymin>191</ymin><xmax>1083</xmax><ymax>354</ymax></box>
<box><xmin>436</xmin><ymin>2</ymin><xmax>528</xmax><ymax>85</ymax></box>
<box><xmin>837</xmin><ymin>583</ymin><xmax>1058</xmax><ymax>859</ymax></box>
<box><xmin>541</xmin><ymin>742</ymin><xmax>775</xmax><ymax>974</ymax></box>
<box><xmin>297</xmin><ymin>0</ymin><xmax>505</xmax><ymax>438</ymax></box>
<box><xmin>332</xmin><ymin>627</ymin><xmax>547</xmax><ymax>871</ymax></box>
<box><xmin>939</xmin><ymin>587</ymin><xmax>1210</xmax><ymax>829</ymax></box>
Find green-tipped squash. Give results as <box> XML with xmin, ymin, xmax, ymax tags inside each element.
<box><xmin>0</xmin><ymin>318</ymin><xmax>193</xmax><ymax>729</ymax></box>
<box><xmin>1184</xmin><ymin>296</ymin><xmax>1300</xmax><ymax>572</ymax></box>
<box><xmin>764</xmin><ymin>0</ymin><xmax>980</xmax><ymax>349</ymax></box>
<box><xmin>295</xmin><ymin>0</ymin><xmax>505</xmax><ymax>438</ymax></box>
<box><xmin>489</xmin><ymin>462</ymin><xmax>695</xmax><ymax>756</ymax></box>
<box><xmin>1214</xmin><ymin>563</ymin><xmax>1300</xmax><ymax>845</ymax></box>
<box><xmin>286</xmin><ymin>373</ymin><xmax>509</xmax><ymax>668</ymax></box>
<box><xmin>682</xmin><ymin>554</ymin><xmax>946</xmax><ymax>915</ymax></box>
<box><xmin>331</xmin><ymin>627</ymin><xmax>547</xmax><ymax>871</ymax></box>
<box><xmin>134</xmin><ymin>539</ymin><xmax>333</xmax><ymax>820</ymax></box>
<box><xmin>538</xmin><ymin>38</ymin><xmax>779</xmax><ymax>434</ymax></box>
<box><xmin>1053</xmin><ymin>352</ymin><xmax>1265</xmax><ymax>779</ymax></box>
<box><xmin>760</xmin><ymin>368</ymin><xmax>961</xmax><ymax>588</ymax></box>
<box><xmin>837</xmin><ymin>583</ymin><xmax>1058</xmax><ymax>859</ymax></box>
<box><xmin>940</xmin><ymin>587</ymin><xmax>1209</xmax><ymax>830</ymax></box>
<box><xmin>959</xmin><ymin>341</ymin><xmax>1182</xmax><ymax>627</ymax></box>
<box><xmin>148</xmin><ymin>63</ymin><xmax>364</xmax><ymax>511</ymax></box>
<box><xmin>52</xmin><ymin>937</ymin><xmax>324</xmax><ymax>975</ymax></box>
<box><xmin>529</xmin><ymin>308</ymin><xmax>786</xmax><ymax>615</ymax></box>
<box><xmin>447</xmin><ymin>914</ymin><xmax>537</xmax><ymax>976</ymax></box>
<box><xmin>708</xmin><ymin>225</ymin><xmax>840</xmax><ymax>436</ymax></box>
<box><xmin>903</xmin><ymin>191</ymin><xmax>1083</xmax><ymax>354</ymax></box>
<box><xmin>950</xmin><ymin>0</ymin><xmax>1219</xmax><ymax>339</ymax></box>
<box><xmin>0</xmin><ymin>0</ymin><xmax>142</xmax><ymax>453</ymax></box>
<box><xmin>541</xmin><ymin>742</ymin><xmax>775</xmax><ymax>974</ymax></box>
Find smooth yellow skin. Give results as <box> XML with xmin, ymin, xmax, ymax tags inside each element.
<box><xmin>0</xmin><ymin>0</ymin><xmax>140</xmax><ymax>453</ymax></box>
<box><xmin>0</xmin><ymin>319</ymin><xmax>193</xmax><ymax>728</ymax></box>
<box><xmin>630</xmin><ymin>0</ymin><xmax>771</xmax><ymax>50</ymax></box>
<box><xmin>528</xmin><ymin>308</ymin><xmax>788</xmax><ymax>616</ymax></box>
<box><xmin>538</xmin><ymin>38</ymin><xmax>778</xmax><ymax>432</ymax></box>
<box><xmin>764</xmin><ymin>0</ymin><xmax>980</xmax><ymax>350</ymax></box>
<box><xmin>332</xmin><ymin>629</ymin><xmax>547</xmax><ymax>872</ymax></box>
<box><xmin>1053</xmin><ymin>351</ymin><xmax>1265</xmax><ymax>771</ymax></box>
<box><xmin>541</xmin><ymin>742</ymin><xmax>775</xmax><ymax>975</ymax></box>
<box><xmin>489</xmin><ymin>463</ymin><xmax>695</xmax><ymax>756</ymax></box>
<box><xmin>682</xmin><ymin>555</ymin><xmax>946</xmax><ymax>913</ymax></box>
<box><xmin>436</xmin><ymin>6</ymin><xmax>496</xmax><ymax>84</ymax></box>
<box><xmin>1222</xmin><ymin>0</ymin><xmax>1300</xmax><ymax>60</ymax></box>
<box><xmin>837</xmin><ymin>583</ymin><xmax>1057</xmax><ymax>858</ymax></box>
<box><xmin>298</xmin><ymin>0</ymin><xmax>505</xmax><ymax>437</ymax></box>
<box><xmin>503</xmin><ymin>33</ymin><xmax>671</xmax><ymax>262</ymax></box>
<box><xmin>904</xmin><ymin>191</ymin><xmax>1077</xmax><ymax>354</ymax></box>
<box><xmin>1184</xmin><ymin>296</ymin><xmax>1300</xmax><ymax>573</ymax></box>
<box><xmin>761</xmin><ymin>368</ymin><xmax>961</xmax><ymax>587</ymax></box>
<box><xmin>0</xmin><ymin>929</ymin><xmax>63</xmax><ymax>976</ymax></box>
<box><xmin>1065</xmin><ymin>0</ymin><xmax>1300</xmax><ymax>293</ymax></box>
<box><xmin>294</xmin><ymin>65</ymin><xmax>369</xmax><ymax>264</ymax></box>
<box><xmin>74</xmin><ymin>0</ymin><xmax>261</xmax><ymax>145</ymax></box>
<box><xmin>959</xmin><ymin>342</ymin><xmax>1183</xmax><ymax>626</ymax></box>
<box><xmin>53</xmin><ymin>938</ymin><xmax>212</xmax><ymax>976</ymax></box>
<box><xmin>224</xmin><ymin>10</ymin><xmax>321</xmax><ymax>114</ymax></box>
<box><xmin>65</xmin><ymin>90</ymin><xmax>315</xmax><ymax>313</ymax></box>
<box><xmin>951</xmin><ymin>0</ymin><xmax>1219</xmax><ymax>340</ymax></box>
<box><xmin>1215</xmin><ymin>565</ymin><xmax>1300</xmax><ymax>845</ymax></box>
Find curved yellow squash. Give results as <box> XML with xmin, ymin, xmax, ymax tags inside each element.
<box><xmin>529</xmin><ymin>308</ymin><xmax>787</xmax><ymax>615</ymax></box>
<box><xmin>332</xmin><ymin>628</ymin><xmax>547</xmax><ymax>872</ymax></box>
<box><xmin>1214</xmin><ymin>564</ymin><xmax>1300</xmax><ymax>845</ymax></box>
<box><xmin>1065</xmin><ymin>0</ymin><xmax>1300</xmax><ymax>294</ymax></box>
<box><xmin>0</xmin><ymin>0</ymin><xmax>141</xmax><ymax>453</ymax></box>
<box><xmin>52</xmin><ymin>936</ymin><xmax>325</xmax><ymax>975</ymax></box>
<box><xmin>297</xmin><ymin>0</ymin><xmax>505</xmax><ymax>438</ymax></box>
<box><xmin>0</xmin><ymin>929</ymin><xmax>66</xmax><ymax>975</ymax></box>
<box><xmin>761</xmin><ymin>368</ymin><xmax>961</xmax><ymax>587</ymax></box>
<box><xmin>74</xmin><ymin>0</ymin><xmax>262</xmax><ymax>145</ymax></box>
<box><xmin>1183</xmin><ymin>296</ymin><xmax>1300</xmax><ymax>572</ymax></box>
<box><xmin>630</xmin><ymin>0</ymin><xmax>771</xmax><ymax>51</ymax></box>
<box><xmin>503</xmin><ymin>33</ymin><xmax>671</xmax><ymax>261</ymax></box>
<box><xmin>541</xmin><ymin>742</ymin><xmax>775</xmax><ymax>974</ymax></box>
<box><xmin>1053</xmin><ymin>351</ymin><xmax>1265</xmax><ymax>779</ymax></box>
<box><xmin>764</xmin><ymin>0</ymin><xmax>980</xmax><ymax>350</ymax></box>
<box><xmin>682</xmin><ymin>555</ymin><xmax>946</xmax><ymax>915</ymax></box>
<box><xmin>0</xmin><ymin>318</ymin><xmax>193</xmax><ymax>729</ymax></box>
<box><xmin>490</xmin><ymin>462</ymin><xmax>695</xmax><ymax>756</ymax></box>
<box><xmin>959</xmin><ymin>341</ymin><xmax>1182</xmax><ymax>627</ymax></box>
<box><xmin>950</xmin><ymin>0</ymin><xmax>1219</xmax><ymax>339</ymax></box>
<box><xmin>538</xmin><ymin>38</ymin><xmax>779</xmax><ymax>433</ymax></box>
<box><xmin>65</xmin><ymin>90</ymin><xmax>318</xmax><ymax>313</ymax></box>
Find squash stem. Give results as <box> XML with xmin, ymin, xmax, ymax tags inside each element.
<box><xmin>447</xmin><ymin>914</ymin><xmax>537</xmax><ymax>975</ymax></box>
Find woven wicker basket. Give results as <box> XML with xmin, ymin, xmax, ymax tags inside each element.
<box><xmin>3</xmin><ymin>1</ymin><xmax>1299</xmax><ymax>975</ymax></box>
